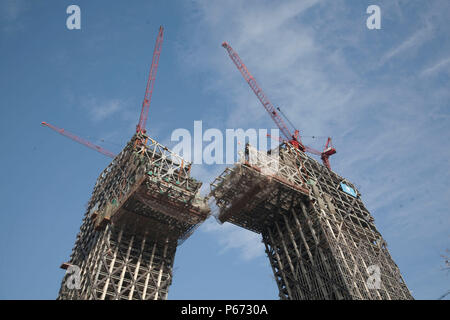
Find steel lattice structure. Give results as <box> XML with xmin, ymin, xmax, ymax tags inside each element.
<box><xmin>57</xmin><ymin>133</ymin><xmax>209</xmax><ymax>300</ymax></box>
<box><xmin>209</xmin><ymin>143</ymin><xmax>413</xmax><ymax>300</ymax></box>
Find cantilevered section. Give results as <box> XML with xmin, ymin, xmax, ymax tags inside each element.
<box><xmin>58</xmin><ymin>133</ymin><xmax>209</xmax><ymax>300</ymax></box>
<box><xmin>209</xmin><ymin>143</ymin><xmax>412</xmax><ymax>300</ymax></box>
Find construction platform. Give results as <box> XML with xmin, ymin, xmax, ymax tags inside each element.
<box><xmin>209</xmin><ymin>143</ymin><xmax>413</xmax><ymax>300</ymax></box>
<box><xmin>58</xmin><ymin>133</ymin><xmax>209</xmax><ymax>300</ymax></box>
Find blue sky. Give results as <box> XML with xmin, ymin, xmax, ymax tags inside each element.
<box><xmin>0</xmin><ymin>0</ymin><xmax>449</xmax><ymax>299</ymax></box>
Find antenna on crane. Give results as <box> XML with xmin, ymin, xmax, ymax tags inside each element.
<box><xmin>136</xmin><ymin>26</ymin><xmax>164</xmax><ymax>134</ymax></box>
<box><xmin>276</xmin><ymin>107</ymin><xmax>297</xmax><ymax>132</ymax></box>
<box><xmin>41</xmin><ymin>122</ymin><xmax>116</xmax><ymax>158</ymax></box>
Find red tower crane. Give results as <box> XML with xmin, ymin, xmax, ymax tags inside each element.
<box><xmin>42</xmin><ymin>26</ymin><xmax>164</xmax><ymax>158</ymax></box>
<box><xmin>222</xmin><ymin>42</ymin><xmax>336</xmax><ymax>170</ymax></box>
<box><xmin>41</xmin><ymin>122</ymin><xmax>116</xmax><ymax>158</ymax></box>
<box><xmin>221</xmin><ymin>42</ymin><xmax>305</xmax><ymax>152</ymax></box>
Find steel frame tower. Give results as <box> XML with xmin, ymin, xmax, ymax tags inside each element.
<box><xmin>209</xmin><ymin>143</ymin><xmax>413</xmax><ymax>300</ymax></box>
<box><xmin>57</xmin><ymin>133</ymin><xmax>209</xmax><ymax>300</ymax></box>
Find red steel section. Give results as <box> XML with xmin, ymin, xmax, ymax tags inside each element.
<box><xmin>320</xmin><ymin>137</ymin><xmax>336</xmax><ymax>170</ymax></box>
<box><xmin>304</xmin><ymin>137</ymin><xmax>336</xmax><ymax>170</ymax></box>
<box><xmin>136</xmin><ymin>26</ymin><xmax>164</xmax><ymax>134</ymax></box>
<box><xmin>222</xmin><ymin>42</ymin><xmax>339</xmax><ymax>169</ymax></box>
<box><xmin>41</xmin><ymin>121</ymin><xmax>116</xmax><ymax>158</ymax></box>
<box><xmin>222</xmin><ymin>42</ymin><xmax>306</xmax><ymax>152</ymax></box>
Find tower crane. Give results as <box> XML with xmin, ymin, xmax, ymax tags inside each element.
<box><xmin>42</xmin><ymin>26</ymin><xmax>164</xmax><ymax>157</ymax></box>
<box><xmin>222</xmin><ymin>42</ymin><xmax>336</xmax><ymax>170</ymax></box>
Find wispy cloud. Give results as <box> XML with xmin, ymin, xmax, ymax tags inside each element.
<box><xmin>1</xmin><ymin>0</ymin><xmax>26</xmax><ymax>21</ymax></box>
<box><xmin>421</xmin><ymin>56</ymin><xmax>450</xmax><ymax>76</ymax></box>
<box><xmin>180</xmin><ymin>0</ymin><xmax>450</xmax><ymax>298</ymax></box>
<box><xmin>379</xmin><ymin>24</ymin><xmax>433</xmax><ymax>67</ymax></box>
<box><xmin>82</xmin><ymin>98</ymin><xmax>126</xmax><ymax>122</ymax></box>
<box><xmin>0</xmin><ymin>0</ymin><xmax>28</xmax><ymax>34</ymax></box>
<box><xmin>200</xmin><ymin>218</ymin><xmax>264</xmax><ymax>261</ymax></box>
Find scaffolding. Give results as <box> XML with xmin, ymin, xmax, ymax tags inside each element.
<box><xmin>209</xmin><ymin>143</ymin><xmax>413</xmax><ymax>300</ymax></box>
<box><xmin>58</xmin><ymin>133</ymin><xmax>210</xmax><ymax>300</ymax></box>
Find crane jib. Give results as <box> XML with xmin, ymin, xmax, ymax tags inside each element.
<box><xmin>137</xmin><ymin>26</ymin><xmax>164</xmax><ymax>133</ymax></box>
<box><xmin>222</xmin><ymin>42</ymin><xmax>335</xmax><ymax>166</ymax></box>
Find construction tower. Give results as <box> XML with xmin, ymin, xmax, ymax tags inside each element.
<box><xmin>209</xmin><ymin>143</ymin><xmax>413</xmax><ymax>300</ymax></box>
<box><xmin>57</xmin><ymin>133</ymin><xmax>209</xmax><ymax>300</ymax></box>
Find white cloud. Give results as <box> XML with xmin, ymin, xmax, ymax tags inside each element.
<box><xmin>83</xmin><ymin>98</ymin><xmax>126</xmax><ymax>122</ymax></box>
<box><xmin>179</xmin><ymin>1</ymin><xmax>450</xmax><ymax>291</ymax></box>
<box><xmin>200</xmin><ymin>218</ymin><xmax>264</xmax><ymax>261</ymax></box>
<box><xmin>379</xmin><ymin>25</ymin><xmax>432</xmax><ymax>67</ymax></box>
<box><xmin>1</xmin><ymin>0</ymin><xmax>26</xmax><ymax>21</ymax></box>
<box><xmin>0</xmin><ymin>0</ymin><xmax>28</xmax><ymax>34</ymax></box>
<box><xmin>421</xmin><ymin>56</ymin><xmax>450</xmax><ymax>76</ymax></box>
